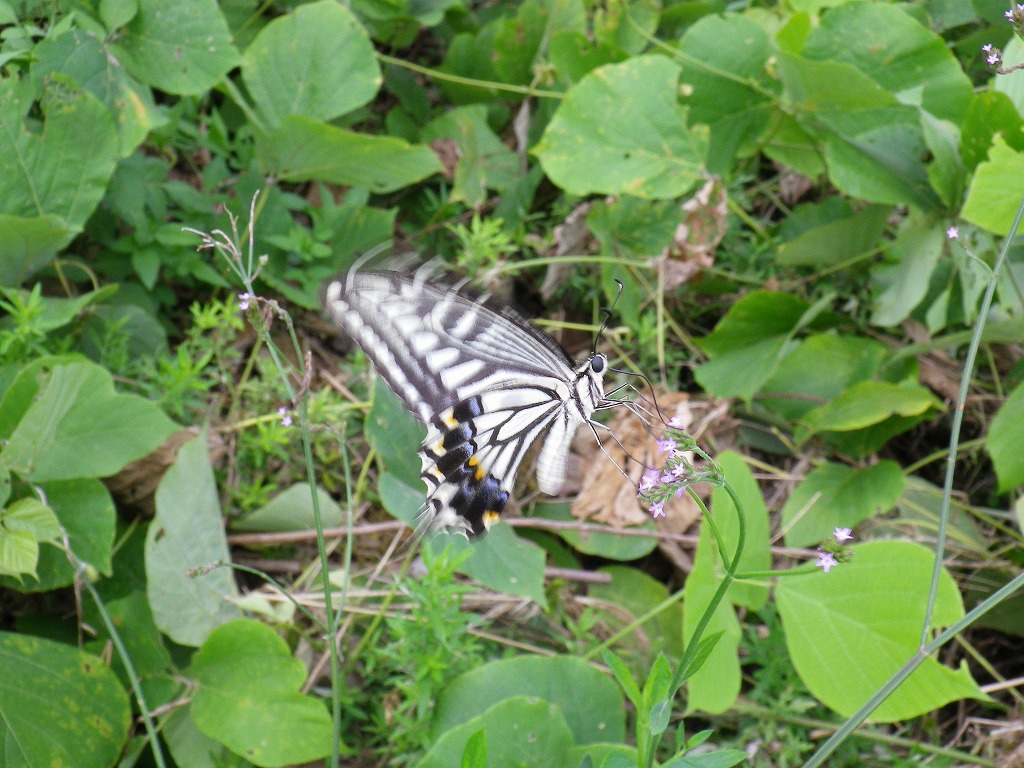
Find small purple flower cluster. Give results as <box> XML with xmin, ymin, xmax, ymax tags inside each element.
<box><xmin>637</xmin><ymin>417</ymin><xmax>722</xmax><ymax>519</ymax></box>
<box><xmin>815</xmin><ymin>527</ymin><xmax>855</xmax><ymax>573</ymax></box>
<box><xmin>983</xmin><ymin>7</ymin><xmax>1024</xmax><ymax>69</ymax></box>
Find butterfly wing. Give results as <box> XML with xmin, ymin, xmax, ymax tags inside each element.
<box><xmin>325</xmin><ymin>266</ymin><xmax>605</xmax><ymax>535</ymax></box>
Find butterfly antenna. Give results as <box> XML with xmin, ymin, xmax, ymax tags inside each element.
<box><xmin>593</xmin><ymin>279</ymin><xmax>624</xmax><ymax>355</ymax></box>
<box><xmin>606</xmin><ymin>366</ymin><xmax>669</xmax><ymax>424</ymax></box>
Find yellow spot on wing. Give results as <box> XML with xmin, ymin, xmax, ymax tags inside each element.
<box><xmin>483</xmin><ymin>511</ymin><xmax>500</xmax><ymax>529</ymax></box>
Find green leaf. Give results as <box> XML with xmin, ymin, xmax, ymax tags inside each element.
<box><xmin>461</xmin><ymin>728</ymin><xmax>488</xmax><ymax>768</ymax></box>
<box><xmin>678</xmin><ymin>14</ymin><xmax>776</xmax><ymax>172</ymax></box>
<box><xmin>366</xmin><ymin>377</ymin><xmax>425</xmax><ymax>488</ymax></box>
<box><xmin>778</xmin><ymin>53</ymin><xmax>939</xmax><ymax>211</ymax></box>
<box><xmin>420</xmin><ymin>697</ymin><xmax>575</xmax><ymax>768</ymax></box>
<box><xmin>147</xmin><ymin>429</ymin><xmax>241</xmax><ymax>647</ymax></box>
<box><xmin>113</xmin><ymin>0</ymin><xmax>239</xmax><ymax>95</ymax></box>
<box><xmin>986</xmin><ymin>380</ymin><xmax>1024</xmax><ymax>492</ymax></box>
<box><xmin>379</xmin><ymin>472</ymin><xmax>424</xmax><ymax>527</ymax></box>
<box><xmin>231</xmin><ymin>484</ymin><xmax>343</xmax><ymax>532</ymax></box>
<box><xmin>0</xmin><ymin>214</ymin><xmax>70</xmax><ymax>285</ymax></box>
<box><xmin>189</xmin><ymin>619</ymin><xmax>333</xmax><ymax>767</ymax></box>
<box><xmin>601</xmin><ymin>648</ymin><xmax>642</xmax><ymax>707</ymax></box>
<box><xmin>32</xmin><ymin>29</ymin><xmax>164</xmax><ymax>156</ymax></box>
<box><xmin>801</xmin><ymin>3</ymin><xmax>972</xmax><ymax>124</ymax></box>
<box><xmin>961</xmin><ymin>91</ymin><xmax>1024</xmax><ymax>172</ymax></box>
<box><xmin>695</xmin><ymin>292</ymin><xmax>818</xmax><ymax>401</ymax></box>
<box><xmin>663</xmin><ymin>749</ymin><xmax>747</xmax><ymax>768</ymax></box>
<box><xmin>532</xmin><ymin>502</ymin><xmax>658</xmax><ymax>560</ymax></box>
<box><xmin>962</xmin><ymin>136</ymin><xmax>1024</xmax><ymax>236</ymax></box>
<box><xmin>590</xmin><ymin>565</ymin><xmax>685</xmax><ymax>661</ymax></box>
<box><xmin>432</xmin><ymin>655</ymin><xmax>625</xmax><ymax>745</ymax></box>
<box><xmin>535</xmin><ymin>56</ymin><xmax>707</xmax><ymax>199</ymax></box>
<box><xmin>713</xmin><ymin>452</ymin><xmax>770</xmax><ymax>610</ymax></box>
<box><xmin>795</xmin><ymin>381</ymin><xmax>942</xmax><ymax>444</ymax></box>
<box><xmin>921</xmin><ymin>113</ymin><xmax>964</xmax><ymax>209</ymax></box>
<box><xmin>0</xmin><ymin>527</ymin><xmax>37</xmax><ymax>579</ymax></box>
<box><xmin>0</xmin><ymin>498</ymin><xmax>61</xmax><ymax>579</ymax></box>
<box><xmin>0</xmin><ymin>361</ymin><xmax>178</xmax><ymax>482</ymax></box>
<box><xmin>431</xmin><ymin>523</ymin><xmax>549</xmax><ymax>607</ymax></box>
<box><xmin>241</xmin><ymin>0</ymin><xmax>380</xmax><ymax>130</ymax></box>
<box><xmin>0</xmin><ymin>78</ymin><xmax>118</xmax><ymax>247</ymax></box>
<box><xmin>0</xmin><ymin>632</ymin><xmax>131</xmax><ymax>768</ymax></box>
<box><xmin>683</xmin><ymin>522</ymin><xmax>740</xmax><ymax>715</ymax></box>
<box><xmin>776</xmin><ymin>204</ymin><xmax>890</xmax><ymax>267</ymax></box>
<box><xmin>871</xmin><ymin>216</ymin><xmax>945</xmax><ymax>327</ymax></box>
<box><xmin>776</xmin><ymin>541</ymin><xmax>987</xmax><ymax>721</ymax></box>
<box><xmin>0</xmin><ymin>284</ymin><xmax>118</xmax><ymax>334</ymax></box>
<box><xmin>781</xmin><ymin>461</ymin><xmax>905</xmax><ymax>547</ymax></box>
<box><xmin>759</xmin><ymin>334</ymin><xmax>896</xmax><ymax>421</ymax></box>
<box><xmin>257</xmin><ymin>115</ymin><xmax>442</xmax><ymax>193</ymax></box>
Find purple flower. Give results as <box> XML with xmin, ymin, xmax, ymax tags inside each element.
<box><xmin>656</xmin><ymin>438</ymin><xmax>675</xmax><ymax>455</ymax></box>
<box><xmin>668</xmin><ymin>415</ymin><xmax>685</xmax><ymax>428</ymax></box>
<box><xmin>278</xmin><ymin>406</ymin><xmax>293</xmax><ymax>427</ymax></box>
<box><xmin>815</xmin><ymin>551</ymin><xmax>838</xmax><ymax>573</ymax></box>
<box><xmin>983</xmin><ymin>43</ymin><xmax>993</xmax><ymax>52</ymax></box>
<box><xmin>238</xmin><ymin>292</ymin><xmax>252</xmax><ymax>311</ymax></box>
<box><xmin>649</xmin><ymin>501</ymin><xmax>666</xmax><ymax>519</ymax></box>
<box><xmin>1006</xmin><ymin>9</ymin><xmax>1014</xmax><ymax>18</ymax></box>
<box><xmin>833</xmin><ymin>527</ymin><xmax>853</xmax><ymax>543</ymax></box>
<box><xmin>946</xmin><ymin>226</ymin><xmax>958</xmax><ymax>240</ymax></box>
<box><xmin>638</xmin><ymin>469</ymin><xmax>659</xmax><ymax>494</ymax></box>
<box><xmin>988</xmin><ymin>53</ymin><xmax>1000</xmax><ymax>65</ymax></box>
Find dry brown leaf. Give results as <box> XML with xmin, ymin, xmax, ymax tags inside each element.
<box><xmin>429</xmin><ymin>138</ymin><xmax>459</xmax><ymax>180</ymax></box>
<box><xmin>655</xmin><ymin>179</ymin><xmax>727</xmax><ymax>292</ymax></box>
<box><xmin>104</xmin><ymin>427</ymin><xmax>226</xmax><ymax>514</ymax></box>
<box><xmin>569</xmin><ymin>392</ymin><xmax>736</xmax><ymax>534</ymax></box>
<box><xmin>541</xmin><ymin>202</ymin><xmax>598</xmax><ymax>299</ymax></box>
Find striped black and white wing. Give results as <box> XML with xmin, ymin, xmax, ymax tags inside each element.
<box><xmin>324</xmin><ymin>265</ymin><xmax>608</xmax><ymax>536</ymax></box>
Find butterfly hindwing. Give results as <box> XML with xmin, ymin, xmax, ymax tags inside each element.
<box><xmin>325</xmin><ymin>264</ymin><xmax>608</xmax><ymax>537</ymax></box>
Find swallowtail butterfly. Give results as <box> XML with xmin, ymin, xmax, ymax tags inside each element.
<box><xmin>325</xmin><ymin>263</ymin><xmax>613</xmax><ymax>537</ymax></box>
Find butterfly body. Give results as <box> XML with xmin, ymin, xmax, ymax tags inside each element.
<box><xmin>325</xmin><ymin>265</ymin><xmax>607</xmax><ymax>536</ymax></box>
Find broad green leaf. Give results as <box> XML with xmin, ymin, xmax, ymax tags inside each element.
<box><xmin>962</xmin><ymin>136</ymin><xmax>1024</xmax><ymax>236</ymax></box>
<box><xmin>0</xmin><ymin>479</ymin><xmax>115</xmax><ymax>593</ymax></box>
<box><xmin>161</xmin><ymin>706</ymin><xmax>233</xmax><ymax>768</ymax></box>
<box><xmin>379</xmin><ymin>472</ymin><xmax>424</xmax><ymax>527</ymax></box>
<box><xmin>921</xmin><ymin>113</ymin><xmax>964</xmax><ymax>208</ymax></box>
<box><xmin>713</xmin><ymin>452</ymin><xmax>770</xmax><ymax>610</ymax></box>
<box><xmin>801</xmin><ymin>3</ymin><xmax>972</xmax><ymax>123</ymax></box>
<box><xmin>694</xmin><ymin>335</ymin><xmax>795</xmax><ymax>401</ymax></box>
<box><xmin>776</xmin><ymin>541</ymin><xmax>987</xmax><ymax>721</ymax></box>
<box><xmin>566</xmin><ymin>743</ymin><xmax>638</xmax><ymax>768</ymax></box>
<box><xmin>532</xmin><ymin>502</ymin><xmax>658</xmax><ymax>560</ymax></box>
<box><xmin>461</xmin><ymin>729</ymin><xmax>488</xmax><ymax>768</ymax></box>
<box><xmin>0</xmin><ymin>214</ymin><xmax>70</xmax><ymax>285</ymax></box>
<box><xmin>664</xmin><ymin>750</ymin><xmax>747</xmax><ymax>768</ymax></box>
<box><xmin>189</xmin><ymin>619</ymin><xmax>333</xmax><ymax>767</ymax></box>
<box><xmin>113</xmin><ymin>0</ymin><xmax>239</xmax><ymax>95</ymax></box>
<box><xmin>781</xmin><ymin>461</ymin><xmax>905</xmax><ymax>547</ymax></box>
<box><xmin>258</xmin><ymin>115</ymin><xmax>442</xmax><ymax>193</ymax></box>
<box><xmin>32</xmin><ymin>29</ymin><xmax>164</xmax><ymax>156</ymax></box>
<box><xmin>795</xmin><ymin>381</ymin><xmax>942</xmax><ymax>443</ymax></box>
<box><xmin>0</xmin><ymin>498</ymin><xmax>61</xmax><ymax>579</ymax></box>
<box><xmin>366</xmin><ymin>377</ymin><xmax>425</xmax><ymax>488</ymax></box>
<box><xmin>419</xmin><ymin>697</ymin><xmax>574</xmax><ymax>768</ymax></box>
<box><xmin>987</xmin><ymin>380</ymin><xmax>1024</xmax><ymax>492</ymax></box>
<box><xmin>0</xmin><ymin>361</ymin><xmax>178</xmax><ymax>482</ymax></box>
<box><xmin>432</xmin><ymin>655</ymin><xmax>625</xmax><ymax>745</ymax></box>
<box><xmin>0</xmin><ymin>632</ymin><xmax>131</xmax><ymax>768</ymax></box>
<box><xmin>590</xmin><ymin>565</ymin><xmax>685</xmax><ymax>662</ymax></box>
<box><xmin>421</xmin><ymin>105</ymin><xmax>519</xmax><ymax>207</ymax></box>
<box><xmin>431</xmin><ymin>524</ymin><xmax>548</xmax><ymax>607</ymax></box>
<box><xmin>0</xmin><ymin>78</ymin><xmax>118</xmax><ymax>243</ymax></box>
<box><xmin>549</xmin><ymin>30</ymin><xmax>628</xmax><ymax>83</ymax></box>
<box><xmin>961</xmin><ymin>91</ymin><xmax>1024</xmax><ymax>172</ymax></box>
<box><xmin>0</xmin><ymin>284</ymin><xmax>118</xmax><ymax>334</ymax></box>
<box><xmin>231</xmin><ymin>484</ymin><xmax>343</xmax><ymax>532</ymax></box>
<box><xmin>683</xmin><ymin>521</ymin><xmax>740</xmax><ymax>714</ymax></box>
<box><xmin>492</xmin><ymin>0</ymin><xmax>580</xmax><ymax>86</ymax></box>
<box><xmin>779</xmin><ymin>53</ymin><xmax>939</xmax><ymax>211</ymax></box>
<box><xmin>678</xmin><ymin>14</ymin><xmax>776</xmax><ymax>172</ymax></box>
<box><xmin>696</xmin><ymin>292</ymin><xmax>812</xmax><ymax>356</ymax></box>
<box><xmin>995</xmin><ymin>37</ymin><xmax>1024</xmax><ymax>116</ymax></box>
<box><xmin>776</xmin><ymin>204</ymin><xmax>890</xmax><ymax>267</ymax></box>
<box><xmin>871</xmin><ymin>216</ymin><xmax>945</xmax><ymax>327</ymax></box>
<box><xmin>241</xmin><ymin>0</ymin><xmax>380</xmax><ymax>130</ymax></box>
<box><xmin>535</xmin><ymin>56</ymin><xmax>707</xmax><ymax>199</ymax></box>
<box><xmin>147</xmin><ymin>429</ymin><xmax>241</xmax><ymax>647</ymax></box>
<box><xmin>760</xmin><ymin>334</ymin><xmax>902</xmax><ymax>421</ymax></box>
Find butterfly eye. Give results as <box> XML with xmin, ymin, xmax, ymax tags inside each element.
<box><xmin>591</xmin><ymin>355</ymin><xmax>606</xmax><ymax>373</ymax></box>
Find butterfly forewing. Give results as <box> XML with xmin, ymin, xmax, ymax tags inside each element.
<box><xmin>325</xmin><ymin>264</ymin><xmax>607</xmax><ymax>536</ymax></box>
